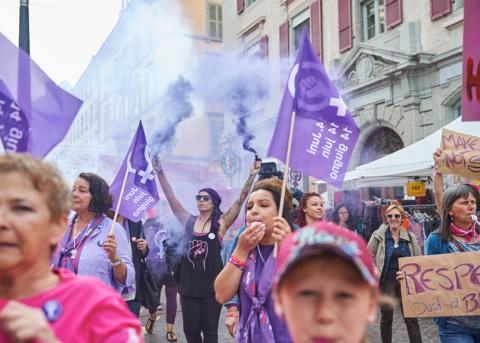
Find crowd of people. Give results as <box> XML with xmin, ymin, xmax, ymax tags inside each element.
<box><xmin>0</xmin><ymin>146</ymin><xmax>479</xmax><ymax>343</ymax></box>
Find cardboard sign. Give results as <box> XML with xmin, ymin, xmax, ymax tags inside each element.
<box><xmin>461</xmin><ymin>0</ymin><xmax>480</xmax><ymax>121</ymax></box>
<box><xmin>399</xmin><ymin>252</ymin><xmax>480</xmax><ymax>318</ymax></box>
<box><xmin>406</xmin><ymin>181</ymin><xmax>426</xmax><ymax>197</ymax></box>
<box><xmin>438</xmin><ymin>128</ymin><xmax>480</xmax><ymax>179</ymax></box>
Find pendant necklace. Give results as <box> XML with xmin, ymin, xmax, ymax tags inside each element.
<box><xmin>257</xmin><ymin>244</ymin><xmax>266</xmax><ymax>264</ymax></box>
<box><xmin>70</xmin><ymin>219</ymin><xmax>79</xmax><ymax>259</ymax></box>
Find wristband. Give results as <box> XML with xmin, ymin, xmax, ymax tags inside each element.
<box><xmin>111</xmin><ymin>257</ymin><xmax>122</xmax><ymax>266</ymax></box>
<box><xmin>229</xmin><ymin>256</ymin><xmax>246</xmax><ymax>271</ymax></box>
<box><xmin>226</xmin><ymin>312</ymin><xmax>239</xmax><ymax>318</ymax></box>
<box><xmin>433</xmin><ymin>164</ymin><xmax>442</xmax><ymax>177</ymax></box>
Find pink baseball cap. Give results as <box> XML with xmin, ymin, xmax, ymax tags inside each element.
<box><xmin>275</xmin><ymin>221</ymin><xmax>378</xmax><ymax>287</ymax></box>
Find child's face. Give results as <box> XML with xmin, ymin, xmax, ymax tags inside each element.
<box><xmin>275</xmin><ymin>255</ymin><xmax>377</xmax><ymax>343</ymax></box>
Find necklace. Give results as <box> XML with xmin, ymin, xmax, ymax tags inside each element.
<box><xmin>70</xmin><ymin>219</ymin><xmax>79</xmax><ymax>259</ymax></box>
<box><xmin>257</xmin><ymin>244</ymin><xmax>266</xmax><ymax>264</ymax></box>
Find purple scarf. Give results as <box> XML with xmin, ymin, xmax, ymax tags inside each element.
<box><xmin>239</xmin><ymin>247</ymin><xmax>277</xmax><ymax>343</ymax></box>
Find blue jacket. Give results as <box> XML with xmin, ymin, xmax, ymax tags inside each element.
<box><xmin>424</xmin><ymin>231</ymin><xmax>449</xmax><ymax>328</ymax></box>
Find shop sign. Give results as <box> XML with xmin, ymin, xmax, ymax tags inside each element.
<box><xmin>406</xmin><ymin>181</ymin><xmax>426</xmax><ymax>197</ymax></box>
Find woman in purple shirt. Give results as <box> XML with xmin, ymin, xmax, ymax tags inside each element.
<box><xmin>214</xmin><ymin>178</ymin><xmax>293</xmax><ymax>343</ymax></box>
<box><xmin>52</xmin><ymin>173</ymin><xmax>135</xmax><ymax>293</ymax></box>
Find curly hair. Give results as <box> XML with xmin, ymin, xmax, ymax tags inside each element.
<box><xmin>0</xmin><ymin>153</ymin><xmax>71</xmax><ymax>220</ymax></box>
<box><xmin>250</xmin><ymin>178</ymin><xmax>293</xmax><ymax>226</ymax></box>
<box><xmin>78</xmin><ymin>172</ymin><xmax>113</xmax><ymax>214</ymax></box>
<box><xmin>294</xmin><ymin>192</ymin><xmax>323</xmax><ymax>228</ymax></box>
<box><xmin>329</xmin><ymin>203</ymin><xmax>356</xmax><ymax>231</ymax></box>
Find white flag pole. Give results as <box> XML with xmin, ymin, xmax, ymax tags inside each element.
<box><xmin>109</xmin><ymin>166</ymin><xmax>129</xmax><ymax>235</ymax></box>
<box><xmin>274</xmin><ymin>110</ymin><xmax>296</xmax><ymax>257</ymax></box>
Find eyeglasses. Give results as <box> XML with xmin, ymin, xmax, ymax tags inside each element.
<box><xmin>195</xmin><ymin>194</ymin><xmax>211</xmax><ymax>202</ymax></box>
<box><xmin>386</xmin><ymin>214</ymin><xmax>401</xmax><ymax>219</ymax></box>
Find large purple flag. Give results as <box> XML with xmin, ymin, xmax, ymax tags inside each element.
<box><xmin>110</xmin><ymin>121</ymin><xmax>160</xmax><ymax>221</ymax></box>
<box><xmin>268</xmin><ymin>31</ymin><xmax>360</xmax><ymax>188</ymax></box>
<box><xmin>0</xmin><ymin>33</ymin><xmax>82</xmax><ymax>157</ymax></box>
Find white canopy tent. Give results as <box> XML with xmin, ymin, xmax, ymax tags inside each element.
<box><xmin>342</xmin><ymin>117</ymin><xmax>480</xmax><ymax>188</ymax></box>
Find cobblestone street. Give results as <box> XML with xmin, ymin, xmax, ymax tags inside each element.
<box><xmin>141</xmin><ymin>295</ymin><xmax>441</xmax><ymax>343</ymax></box>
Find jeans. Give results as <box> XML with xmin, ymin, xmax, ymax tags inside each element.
<box><xmin>439</xmin><ymin>322</ymin><xmax>480</xmax><ymax>343</ymax></box>
<box><xmin>380</xmin><ymin>278</ymin><xmax>422</xmax><ymax>343</ymax></box>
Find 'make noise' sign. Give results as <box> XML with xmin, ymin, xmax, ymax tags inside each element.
<box><xmin>399</xmin><ymin>252</ymin><xmax>480</xmax><ymax>318</ymax></box>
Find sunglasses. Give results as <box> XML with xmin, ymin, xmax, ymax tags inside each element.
<box><xmin>386</xmin><ymin>214</ymin><xmax>401</xmax><ymax>219</ymax></box>
<box><xmin>195</xmin><ymin>194</ymin><xmax>212</xmax><ymax>202</ymax></box>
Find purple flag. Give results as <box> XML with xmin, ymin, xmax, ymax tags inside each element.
<box><xmin>110</xmin><ymin>121</ymin><xmax>160</xmax><ymax>221</ymax></box>
<box><xmin>268</xmin><ymin>31</ymin><xmax>360</xmax><ymax>188</ymax></box>
<box><xmin>0</xmin><ymin>33</ymin><xmax>82</xmax><ymax>157</ymax></box>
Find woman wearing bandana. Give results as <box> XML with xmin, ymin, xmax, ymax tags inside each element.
<box><xmin>153</xmin><ymin>156</ymin><xmax>260</xmax><ymax>343</ymax></box>
<box><xmin>214</xmin><ymin>178</ymin><xmax>294</xmax><ymax>343</ymax></box>
<box><xmin>424</xmin><ymin>184</ymin><xmax>480</xmax><ymax>342</ymax></box>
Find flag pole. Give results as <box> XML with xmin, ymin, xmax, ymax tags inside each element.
<box><xmin>275</xmin><ymin>110</ymin><xmax>296</xmax><ymax>257</ymax></box>
<box><xmin>109</xmin><ymin>166</ymin><xmax>129</xmax><ymax>235</ymax></box>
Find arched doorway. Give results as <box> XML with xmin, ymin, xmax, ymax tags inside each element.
<box><xmin>359</xmin><ymin>127</ymin><xmax>404</xmax><ymax>200</ymax></box>
<box><xmin>360</xmin><ymin>127</ymin><xmax>404</xmax><ymax>165</ymax></box>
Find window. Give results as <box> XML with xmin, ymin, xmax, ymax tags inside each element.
<box><xmin>291</xmin><ymin>10</ymin><xmax>310</xmax><ymax>52</ymax></box>
<box><xmin>452</xmin><ymin>0</ymin><xmax>464</xmax><ymax>11</ymax></box>
<box><xmin>362</xmin><ymin>0</ymin><xmax>385</xmax><ymax>40</ymax></box>
<box><xmin>208</xmin><ymin>3</ymin><xmax>222</xmax><ymax>39</ymax></box>
<box><xmin>245</xmin><ymin>0</ymin><xmax>256</xmax><ymax>7</ymax></box>
<box><xmin>453</xmin><ymin>98</ymin><xmax>461</xmax><ymax>118</ymax></box>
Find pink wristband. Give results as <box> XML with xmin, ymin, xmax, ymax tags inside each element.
<box><xmin>229</xmin><ymin>256</ymin><xmax>246</xmax><ymax>271</ymax></box>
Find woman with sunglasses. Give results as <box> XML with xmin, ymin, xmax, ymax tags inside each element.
<box><xmin>153</xmin><ymin>156</ymin><xmax>261</xmax><ymax>343</ymax></box>
<box><xmin>367</xmin><ymin>202</ymin><xmax>423</xmax><ymax>343</ymax></box>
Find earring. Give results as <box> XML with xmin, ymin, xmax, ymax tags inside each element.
<box><xmin>367</xmin><ymin>314</ymin><xmax>375</xmax><ymax>323</ymax></box>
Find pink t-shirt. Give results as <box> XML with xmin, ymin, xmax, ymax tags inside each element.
<box><xmin>0</xmin><ymin>269</ymin><xmax>143</xmax><ymax>343</ymax></box>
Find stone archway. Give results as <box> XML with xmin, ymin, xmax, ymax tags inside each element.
<box><xmin>360</xmin><ymin>127</ymin><xmax>404</xmax><ymax>165</ymax></box>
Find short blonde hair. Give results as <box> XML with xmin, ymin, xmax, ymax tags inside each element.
<box><xmin>385</xmin><ymin>200</ymin><xmax>406</xmax><ymax>219</ymax></box>
<box><xmin>0</xmin><ymin>153</ymin><xmax>71</xmax><ymax>220</ymax></box>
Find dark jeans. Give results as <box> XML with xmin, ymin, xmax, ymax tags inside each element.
<box><xmin>439</xmin><ymin>322</ymin><xmax>480</xmax><ymax>343</ymax></box>
<box><xmin>180</xmin><ymin>295</ymin><xmax>222</xmax><ymax>343</ymax></box>
<box><xmin>380</xmin><ymin>278</ymin><xmax>422</xmax><ymax>343</ymax></box>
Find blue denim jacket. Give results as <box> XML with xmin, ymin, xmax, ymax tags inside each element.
<box><xmin>380</xmin><ymin>228</ymin><xmax>412</xmax><ymax>282</ymax></box>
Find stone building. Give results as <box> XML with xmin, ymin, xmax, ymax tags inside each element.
<box><xmin>222</xmin><ymin>0</ymin><xmax>465</xmax><ymax>198</ymax></box>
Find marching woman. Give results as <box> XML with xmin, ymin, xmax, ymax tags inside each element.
<box><xmin>52</xmin><ymin>173</ymin><xmax>135</xmax><ymax>294</ymax></box>
<box><xmin>368</xmin><ymin>202</ymin><xmax>422</xmax><ymax>343</ymax></box>
<box><xmin>0</xmin><ymin>154</ymin><xmax>142</xmax><ymax>342</ymax></box>
<box><xmin>153</xmin><ymin>156</ymin><xmax>260</xmax><ymax>343</ymax></box>
<box><xmin>294</xmin><ymin>192</ymin><xmax>324</xmax><ymax>228</ymax></box>
<box><xmin>424</xmin><ymin>184</ymin><xmax>480</xmax><ymax>342</ymax></box>
<box><xmin>214</xmin><ymin>178</ymin><xmax>294</xmax><ymax>343</ymax></box>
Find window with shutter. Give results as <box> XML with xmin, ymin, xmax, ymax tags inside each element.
<box><xmin>279</xmin><ymin>21</ymin><xmax>289</xmax><ymax>58</ymax></box>
<box><xmin>311</xmin><ymin>0</ymin><xmax>323</xmax><ymax>59</ymax></box>
<box><xmin>430</xmin><ymin>0</ymin><xmax>452</xmax><ymax>21</ymax></box>
<box><xmin>361</xmin><ymin>0</ymin><xmax>385</xmax><ymax>40</ymax></box>
<box><xmin>385</xmin><ymin>0</ymin><xmax>402</xmax><ymax>28</ymax></box>
<box><xmin>338</xmin><ymin>0</ymin><xmax>352</xmax><ymax>52</ymax></box>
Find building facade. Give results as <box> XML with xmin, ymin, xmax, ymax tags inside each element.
<box><xmin>51</xmin><ymin>0</ymin><xmax>225</xmax><ymax>193</ymax></box>
<box><xmin>223</xmin><ymin>0</ymin><xmax>464</xmax><ymax>198</ymax></box>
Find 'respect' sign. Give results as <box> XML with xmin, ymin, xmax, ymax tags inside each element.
<box><xmin>399</xmin><ymin>252</ymin><xmax>480</xmax><ymax>318</ymax></box>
